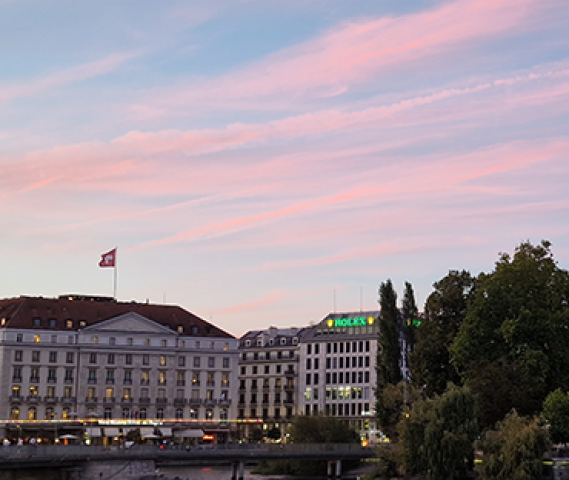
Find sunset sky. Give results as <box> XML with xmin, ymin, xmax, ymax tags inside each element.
<box><xmin>2</xmin><ymin>0</ymin><xmax>568</xmax><ymax>337</ymax></box>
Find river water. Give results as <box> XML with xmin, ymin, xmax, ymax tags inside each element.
<box><xmin>156</xmin><ymin>465</ymin><xmax>326</xmax><ymax>480</ymax></box>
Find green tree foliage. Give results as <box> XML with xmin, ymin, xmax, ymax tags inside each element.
<box><xmin>253</xmin><ymin>415</ymin><xmax>360</xmax><ymax>476</ymax></box>
<box><xmin>377</xmin><ymin>380</ymin><xmax>423</xmax><ymax>441</ymax></box>
<box><xmin>408</xmin><ymin>270</ymin><xmax>474</xmax><ymax>397</ymax></box>
<box><xmin>401</xmin><ymin>384</ymin><xmax>478</xmax><ymax>480</ymax></box>
<box><xmin>451</xmin><ymin>241</ymin><xmax>569</xmax><ymax>427</ymax></box>
<box><xmin>289</xmin><ymin>414</ymin><xmax>360</xmax><ymax>444</ymax></box>
<box><xmin>376</xmin><ymin>279</ymin><xmax>403</xmax><ymax>434</ymax></box>
<box><xmin>402</xmin><ymin>281</ymin><xmax>419</xmax><ymax>352</ymax></box>
<box><xmin>266</xmin><ymin>426</ymin><xmax>282</xmax><ymax>442</ymax></box>
<box><xmin>479</xmin><ymin>411</ymin><xmax>550</xmax><ymax>480</ymax></box>
<box><xmin>543</xmin><ymin>388</ymin><xmax>569</xmax><ymax>445</ymax></box>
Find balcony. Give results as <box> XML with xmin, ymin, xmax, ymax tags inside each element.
<box><xmin>61</xmin><ymin>397</ymin><xmax>76</xmax><ymax>404</ymax></box>
<box><xmin>139</xmin><ymin>397</ymin><xmax>150</xmax><ymax>404</ymax></box>
<box><xmin>140</xmin><ymin>380</ymin><xmax>150</xmax><ymax>386</ymax></box>
<box><xmin>156</xmin><ymin>398</ymin><xmax>168</xmax><ymax>404</ymax></box>
<box><xmin>85</xmin><ymin>397</ymin><xmax>98</xmax><ymax>403</ymax></box>
<box><xmin>176</xmin><ymin>380</ymin><xmax>185</xmax><ymax>386</ymax></box>
<box><xmin>206</xmin><ymin>381</ymin><xmax>215</xmax><ymax>387</ymax></box>
<box><xmin>284</xmin><ymin>385</ymin><xmax>295</xmax><ymax>391</ymax></box>
<box><xmin>121</xmin><ymin>398</ymin><xmax>133</xmax><ymax>404</ymax></box>
<box><xmin>27</xmin><ymin>396</ymin><xmax>39</xmax><ymax>403</ymax></box>
<box><xmin>29</xmin><ymin>377</ymin><xmax>40</xmax><ymax>383</ymax></box>
<box><xmin>123</xmin><ymin>379</ymin><xmax>132</xmax><ymax>385</ymax></box>
<box><xmin>174</xmin><ymin>397</ymin><xmax>186</xmax><ymax>405</ymax></box>
<box><xmin>284</xmin><ymin>398</ymin><xmax>294</xmax><ymax>405</ymax></box>
<box><xmin>8</xmin><ymin>396</ymin><xmax>21</xmax><ymax>403</ymax></box>
<box><xmin>105</xmin><ymin>379</ymin><xmax>115</xmax><ymax>385</ymax></box>
<box><xmin>219</xmin><ymin>398</ymin><xmax>231</xmax><ymax>406</ymax></box>
<box><xmin>204</xmin><ymin>399</ymin><xmax>217</xmax><ymax>406</ymax></box>
<box><xmin>64</xmin><ymin>378</ymin><xmax>74</xmax><ymax>384</ymax></box>
<box><xmin>88</xmin><ymin>378</ymin><xmax>97</xmax><ymax>384</ymax></box>
<box><xmin>12</xmin><ymin>377</ymin><xmax>22</xmax><ymax>383</ymax></box>
<box><xmin>188</xmin><ymin>398</ymin><xmax>202</xmax><ymax>405</ymax></box>
<box><xmin>285</xmin><ymin>369</ymin><xmax>296</xmax><ymax>377</ymax></box>
<box><xmin>103</xmin><ymin>397</ymin><xmax>115</xmax><ymax>404</ymax></box>
<box><xmin>45</xmin><ymin>396</ymin><xmax>58</xmax><ymax>403</ymax></box>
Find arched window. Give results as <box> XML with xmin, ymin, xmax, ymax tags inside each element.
<box><xmin>122</xmin><ymin>408</ymin><xmax>131</xmax><ymax>419</ymax></box>
<box><xmin>190</xmin><ymin>408</ymin><xmax>198</xmax><ymax>419</ymax></box>
<box><xmin>45</xmin><ymin>407</ymin><xmax>55</xmax><ymax>420</ymax></box>
<box><xmin>104</xmin><ymin>407</ymin><xmax>112</xmax><ymax>419</ymax></box>
<box><xmin>28</xmin><ymin>407</ymin><xmax>37</xmax><ymax>421</ymax></box>
<box><xmin>10</xmin><ymin>407</ymin><xmax>20</xmax><ymax>420</ymax></box>
<box><xmin>220</xmin><ymin>408</ymin><xmax>228</xmax><ymax>420</ymax></box>
<box><xmin>205</xmin><ymin>408</ymin><xmax>213</xmax><ymax>419</ymax></box>
<box><xmin>156</xmin><ymin>408</ymin><xmax>164</xmax><ymax>420</ymax></box>
<box><xmin>175</xmin><ymin>408</ymin><xmax>183</xmax><ymax>420</ymax></box>
<box><xmin>62</xmin><ymin>407</ymin><xmax>70</xmax><ymax>420</ymax></box>
<box><xmin>139</xmin><ymin>408</ymin><xmax>147</xmax><ymax>420</ymax></box>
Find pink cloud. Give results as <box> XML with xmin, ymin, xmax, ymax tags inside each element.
<box><xmin>0</xmin><ymin>52</ymin><xmax>139</xmax><ymax>103</ymax></box>
<box><xmin>145</xmin><ymin>0</ymin><xmax>544</xmax><ymax>110</ymax></box>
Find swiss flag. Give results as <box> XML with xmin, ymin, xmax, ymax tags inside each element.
<box><xmin>99</xmin><ymin>248</ymin><xmax>116</xmax><ymax>268</ymax></box>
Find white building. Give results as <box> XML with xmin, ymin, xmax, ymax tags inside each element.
<box><xmin>0</xmin><ymin>295</ymin><xmax>239</xmax><ymax>444</ymax></box>
<box><xmin>297</xmin><ymin>312</ymin><xmax>380</xmax><ymax>445</ymax></box>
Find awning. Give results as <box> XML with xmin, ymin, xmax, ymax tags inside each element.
<box><xmin>140</xmin><ymin>427</ymin><xmax>155</xmax><ymax>437</ymax></box>
<box><xmin>104</xmin><ymin>428</ymin><xmax>120</xmax><ymax>437</ymax></box>
<box><xmin>159</xmin><ymin>427</ymin><xmax>172</xmax><ymax>437</ymax></box>
<box><xmin>86</xmin><ymin>428</ymin><xmax>101</xmax><ymax>438</ymax></box>
<box><xmin>175</xmin><ymin>429</ymin><xmax>204</xmax><ymax>438</ymax></box>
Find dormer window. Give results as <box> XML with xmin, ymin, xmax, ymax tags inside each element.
<box><xmin>66</xmin><ymin>319</ymin><xmax>73</xmax><ymax>329</ymax></box>
<box><xmin>280</xmin><ymin>338</ymin><xmax>286</xmax><ymax>345</ymax></box>
<box><xmin>245</xmin><ymin>340</ymin><xmax>251</xmax><ymax>347</ymax></box>
<box><xmin>293</xmin><ymin>337</ymin><xmax>298</xmax><ymax>345</ymax></box>
<box><xmin>269</xmin><ymin>339</ymin><xmax>274</xmax><ymax>345</ymax></box>
<box><xmin>177</xmin><ymin>326</ymin><xmax>184</xmax><ymax>334</ymax></box>
<box><xmin>33</xmin><ymin>318</ymin><xmax>41</xmax><ymax>327</ymax></box>
<box><xmin>79</xmin><ymin>320</ymin><xmax>87</xmax><ymax>328</ymax></box>
<box><xmin>256</xmin><ymin>339</ymin><xmax>263</xmax><ymax>346</ymax></box>
<box><xmin>48</xmin><ymin>318</ymin><xmax>57</xmax><ymax>328</ymax></box>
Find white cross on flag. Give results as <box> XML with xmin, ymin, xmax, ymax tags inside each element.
<box><xmin>99</xmin><ymin>248</ymin><xmax>116</xmax><ymax>268</ymax></box>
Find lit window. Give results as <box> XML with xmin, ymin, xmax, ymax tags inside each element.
<box><xmin>34</xmin><ymin>335</ymin><xmax>40</xmax><ymax>344</ymax></box>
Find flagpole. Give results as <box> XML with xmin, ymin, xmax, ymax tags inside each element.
<box><xmin>113</xmin><ymin>247</ymin><xmax>118</xmax><ymax>300</ymax></box>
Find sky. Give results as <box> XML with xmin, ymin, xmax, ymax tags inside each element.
<box><xmin>1</xmin><ymin>0</ymin><xmax>568</xmax><ymax>338</ymax></box>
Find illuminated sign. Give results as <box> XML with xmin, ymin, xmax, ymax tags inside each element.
<box><xmin>326</xmin><ymin>316</ymin><xmax>375</xmax><ymax>328</ymax></box>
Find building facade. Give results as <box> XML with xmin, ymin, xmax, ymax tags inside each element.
<box><xmin>0</xmin><ymin>295</ymin><xmax>239</xmax><ymax>443</ymax></box>
<box><xmin>297</xmin><ymin>311</ymin><xmax>381</xmax><ymax>445</ymax></box>
<box><xmin>237</xmin><ymin>326</ymin><xmax>307</xmax><ymax>442</ymax></box>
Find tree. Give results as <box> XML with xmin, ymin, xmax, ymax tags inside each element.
<box><xmin>267</xmin><ymin>426</ymin><xmax>282</xmax><ymax>442</ymax></box>
<box><xmin>377</xmin><ymin>380</ymin><xmax>423</xmax><ymax>442</ymax></box>
<box><xmin>478</xmin><ymin>410</ymin><xmax>550</xmax><ymax>480</ymax></box>
<box><xmin>402</xmin><ymin>281</ymin><xmax>419</xmax><ymax>352</ymax></box>
<box><xmin>408</xmin><ymin>270</ymin><xmax>474</xmax><ymax>397</ymax></box>
<box><xmin>289</xmin><ymin>414</ymin><xmax>360</xmax><ymax>444</ymax></box>
<box><xmin>376</xmin><ymin>279</ymin><xmax>402</xmax><ymax>436</ymax></box>
<box><xmin>401</xmin><ymin>383</ymin><xmax>478</xmax><ymax>480</ymax></box>
<box><xmin>543</xmin><ymin>388</ymin><xmax>569</xmax><ymax>445</ymax></box>
<box><xmin>451</xmin><ymin>241</ymin><xmax>569</xmax><ymax>427</ymax></box>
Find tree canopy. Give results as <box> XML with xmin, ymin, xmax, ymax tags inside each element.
<box><xmin>451</xmin><ymin>241</ymin><xmax>569</xmax><ymax>427</ymax></box>
<box><xmin>409</xmin><ymin>270</ymin><xmax>474</xmax><ymax>397</ymax></box>
<box><xmin>543</xmin><ymin>388</ymin><xmax>569</xmax><ymax>445</ymax></box>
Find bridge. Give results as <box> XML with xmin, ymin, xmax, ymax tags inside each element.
<box><xmin>0</xmin><ymin>443</ymin><xmax>375</xmax><ymax>480</ymax></box>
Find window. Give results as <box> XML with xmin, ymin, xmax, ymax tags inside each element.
<box><xmin>122</xmin><ymin>408</ymin><xmax>131</xmax><ymax>419</ymax></box>
<box><xmin>207</xmin><ymin>372</ymin><xmax>214</xmax><ymax>386</ymax></box>
<box><xmin>307</xmin><ymin>344</ymin><xmax>312</xmax><ymax>355</ymax></box>
<box><xmin>29</xmin><ymin>386</ymin><xmax>38</xmax><ymax>397</ymax></box>
<box><xmin>241</xmin><ymin>366</ymin><xmax>246</xmax><ymax>375</ymax></box>
<box><xmin>33</xmin><ymin>318</ymin><xmax>41</xmax><ymax>327</ymax></box>
<box><xmin>161</xmin><ymin>339</ymin><xmax>167</xmax><ymax>347</ymax></box>
<box><xmin>46</xmin><ymin>386</ymin><xmax>55</xmax><ymax>399</ymax></box>
<box><xmin>178</xmin><ymin>356</ymin><xmax>186</xmax><ymax>367</ymax></box>
<box><xmin>193</xmin><ymin>357</ymin><xmax>200</xmax><ymax>367</ymax></box>
<box><xmin>32</xmin><ymin>351</ymin><xmax>40</xmax><ymax>362</ymax></box>
<box><xmin>28</xmin><ymin>407</ymin><xmax>37</xmax><ymax>421</ymax></box>
<box><xmin>14</xmin><ymin>350</ymin><xmax>22</xmax><ymax>362</ymax></box>
<box><xmin>30</xmin><ymin>368</ymin><xmax>39</xmax><ymax>382</ymax></box>
<box><xmin>190</xmin><ymin>408</ymin><xmax>198</xmax><ymax>419</ymax></box>
<box><xmin>175</xmin><ymin>408</ymin><xmax>183</xmax><ymax>419</ymax></box>
<box><xmin>223</xmin><ymin>357</ymin><xmax>230</xmax><ymax>368</ymax></box>
<box><xmin>124</xmin><ymin>371</ymin><xmax>132</xmax><ymax>384</ymax></box>
<box><xmin>51</xmin><ymin>334</ymin><xmax>57</xmax><ymax>343</ymax></box>
<box><xmin>108</xmin><ymin>353</ymin><xmax>115</xmax><ymax>364</ymax></box>
<box><xmin>139</xmin><ymin>408</ymin><xmax>147</xmax><ymax>420</ymax></box>
<box><xmin>141</xmin><ymin>370</ymin><xmax>150</xmax><ymax>385</ymax></box>
<box><xmin>10</xmin><ymin>407</ymin><xmax>20</xmax><ymax>420</ymax></box>
<box><xmin>88</xmin><ymin>370</ymin><xmax>97</xmax><ymax>383</ymax></box>
<box><xmin>159</xmin><ymin>355</ymin><xmax>166</xmax><ymax>366</ymax></box>
<box><xmin>143</xmin><ymin>354</ymin><xmax>149</xmax><ymax>365</ymax></box>
<box><xmin>223</xmin><ymin>343</ymin><xmax>229</xmax><ymax>352</ymax></box>
<box><xmin>48</xmin><ymin>318</ymin><xmax>56</xmax><ymax>328</ymax></box>
<box><xmin>66</xmin><ymin>352</ymin><xmax>74</xmax><ymax>363</ymax></box>
<box><xmin>11</xmin><ymin>386</ymin><xmax>20</xmax><ymax>398</ymax></box>
<box><xmin>109</xmin><ymin>337</ymin><xmax>116</xmax><ymax>346</ymax></box>
<box><xmin>79</xmin><ymin>320</ymin><xmax>87</xmax><ymax>328</ymax></box>
<box><xmin>123</xmin><ymin>388</ymin><xmax>131</xmax><ymax>399</ymax></box>
<box><xmin>66</xmin><ymin>319</ymin><xmax>73</xmax><ymax>328</ymax></box>
<box><xmin>264</xmin><ymin>365</ymin><xmax>269</xmax><ymax>374</ymax></box>
<box><xmin>89</xmin><ymin>353</ymin><xmax>97</xmax><ymax>364</ymax></box>
<box><xmin>47</xmin><ymin>351</ymin><xmax>57</xmax><ymax>364</ymax></box>
<box><xmin>156</xmin><ymin>408</ymin><xmax>164</xmax><ymax>420</ymax></box>
<box><xmin>63</xmin><ymin>386</ymin><xmax>72</xmax><ymax>399</ymax></box>
<box><xmin>177</xmin><ymin>371</ymin><xmax>185</xmax><ymax>386</ymax></box>
<box><xmin>105</xmin><ymin>387</ymin><xmax>114</xmax><ymax>399</ymax></box>
<box><xmin>192</xmin><ymin>372</ymin><xmax>200</xmax><ymax>385</ymax></box>
<box><xmin>127</xmin><ymin>338</ymin><xmax>133</xmax><ymax>346</ymax></box>
<box><xmin>125</xmin><ymin>354</ymin><xmax>132</xmax><ymax>365</ymax></box>
<box><xmin>104</xmin><ymin>408</ymin><xmax>112</xmax><ymax>419</ymax></box>
<box><xmin>16</xmin><ymin>334</ymin><xmax>22</xmax><ymax>343</ymax></box>
<box><xmin>87</xmin><ymin>387</ymin><xmax>96</xmax><ymax>399</ymax></box>
<box><xmin>91</xmin><ymin>336</ymin><xmax>98</xmax><ymax>345</ymax></box>
<box><xmin>208</xmin><ymin>357</ymin><xmax>215</xmax><ymax>368</ymax></box>
<box><xmin>106</xmin><ymin>370</ymin><xmax>115</xmax><ymax>384</ymax></box>
<box><xmin>276</xmin><ymin>365</ymin><xmax>281</xmax><ymax>374</ymax></box>
<box><xmin>48</xmin><ymin>369</ymin><xmax>57</xmax><ymax>382</ymax></box>
<box><xmin>144</xmin><ymin>338</ymin><xmax>150</xmax><ymax>347</ymax></box>
<box><xmin>158</xmin><ymin>371</ymin><xmax>167</xmax><ymax>385</ymax></box>
<box><xmin>177</xmin><ymin>326</ymin><xmax>184</xmax><ymax>333</ymax></box>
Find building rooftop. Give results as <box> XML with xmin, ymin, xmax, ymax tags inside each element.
<box><xmin>0</xmin><ymin>295</ymin><xmax>234</xmax><ymax>338</ymax></box>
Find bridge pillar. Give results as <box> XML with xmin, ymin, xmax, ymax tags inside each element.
<box><xmin>231</xmin><ymin>460</ymin><xmax>244</xmax><ymax>480</ymax></box>
<box><xmin>327</xmin><ymin>460</ymin><xmax>342</xmax><ymax>479</ymax></box>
